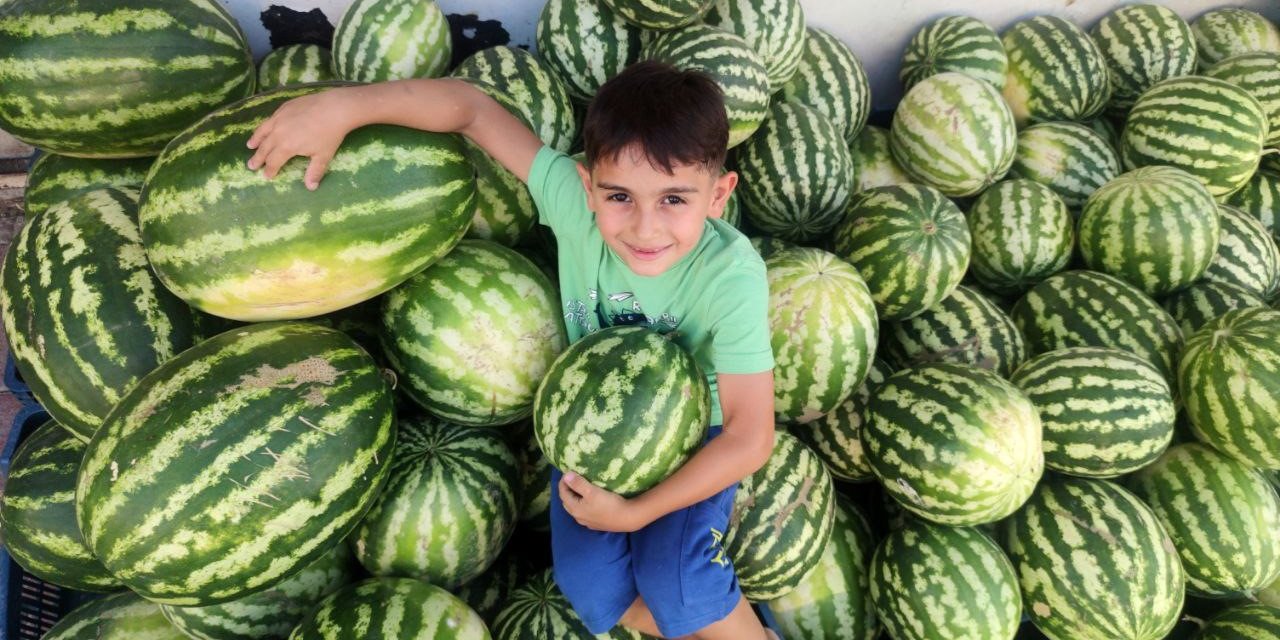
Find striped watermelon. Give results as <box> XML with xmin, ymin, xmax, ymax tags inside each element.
<box><xmin>536</xmin><ymin>0</ymin><xmax>642</xmax><ymax>103</ymax></box>
<box><xmin>159</xmin><ymin>543</ymin><xmax>358</xmax><ymax>640</ymax></box>
<box><xmin>780</xmin><ymin>27</ymin><xmax>870</xmax><ymax>142</ymax></box>
<box><xmin>1009</xmin><ymin>121</ymin><xmax>1121</xmax><ymax>210</ymax></box>
<box><xmin>766</xmin><ymin>497</ymin><xmax>878</xmax><ymax>640</ymax></box>
<box><xmin>452</xmin><ymin>540</ymin><xmax>542</xmax><ymax>625</ymax></box>
<box><xmin>43</xmin><ymin>592</ymin><xmax>185</xmax><ymax>640</ymax></box>
<box><xmin>1121</xmin><ymin>76</ymin><xmax>1268</xmax><ymax>198</ymax></box>
<box><xmin>139</xmin><ymin>84</ymin><xmax>475</xmax><ymax>322</ymax></box>
<box><xmin>869</xmin><ymin>521</ymin><xmax>1021</xmax><ymax>640</ymax></box>
<box><xmin>1003</xmin><ymin>476</ymin><xmax>1185</xmax><ymax>640</ymax></box>
<box><xmin>726</xmin><ymin>430</ymin><xmax>835</xmax><ymax>601</ymax></box>
<box><xmin>966</xmin><ymin>179</ymin><xmax>1074</xmax><ymax>296</ymax></box>
<box><xmin>1203</xmin><ymin>204</ymin><xmax>1280</xmax><ymax>298</ymax></box>
<box><xmin>793</xmin><ymin>358</ymin><xmax>891</xmax><ymax>483</ymax></box>
<box><xmin>1197</xmin><ymin>604</ymin><xmax>1280</xmax><ymax>639</ymax></box>
<box><xmin>833</xmin><ymin>184</ymin><xmax>971</xmax><ymax>321</ymax></box>
<box><xmin>1128</xmin><ymin>443</ymin><xmax>1280</xmax><ymax>598</ymax></box>
<box><xmin>1163</xmin><ymin>281</ymin><xmax>1267</xmax><ymax>335</ymax></box>
<box><xmin>493</xmin><ymin>569</ymin><xmax>644</xmax><ymax>639</ymax></box>
<box><xmin>848</xmin><ymin>126</ymin><xmax>911</xmax><ymax>194</ymax></box>
<box><xmin>1192</xmin><ymin>8</ymin><xmax>1280</xmax><ymax>67</ymax></box>
<box><xmin>1001</xmin><ymin>16</ymin><xmax>1111</xmax><ymax>126</ymax></box>
<box><xmin>332</xmin><ymin>0</ymin><xmax>451</xmax><ymax>82</ymax></box>
<box><xmin>703</xmin><ymin>0</ymin><xmax>806</xmax><ymax>91</ymax></box>
<box><xmin>1180</xmin><ymin>308</ymin><xmax>1280</xmax><ymax>469</ymax></box>
<box><xmin>766</xmin><ymin>247</ymin><xmax>878</xmax><ymax>424</ymax></box>
<box><xmin>0</xmin><ymin>421</ymin><xmax>120</xmax><ymax>591</ymax></box>
<box><xmin>290</xmin><ymin>577</ymin><xmax>489</xmax><ymax>639</ymax></box>
<box><xmin>864</xmin><ymin>363</ymin><xmax>1042</xmax><ymax>526</ymax></box>
<box><xmin>598</xmin><ymin>0</ymin><xmax>711</xmax><ymax>29</ymax></box>
<box><xmin>352</xmin><ymin>416</ymin><xmax>519</xmax><ymax>589</ymax></box>
<box><xmin>735</xmin><ymin>101</ymin><xmax>855</xmax><ymax>242</ymax></box>
<box><xmin>1083</xmin><ymin>116</ymin><xmax>1124</xmax><ymax>153</ymax></box>
<box><xmin>23</xmin><ymin>153</ymin><xmax>153</xmax><ymax>217</ymax></box>
<box><xmin>0</xmin><ymin>0</ymin><xmax>254</xmax><ymax>158</ymax></box>
<box><xmin>1</xmin><ymin>188</ymin><xmax>205</xmax><ymax>441</ymax></box>
<box><xmin>1010</xmin><ymin>347</ymin><xmax>1175</xmax><ymax>477</ymax></box>
<box><xmin>890</xmin><ymin>72</ymin><xmax>1017</xmax><ymax>197</ymax></box>
<box><xmin>1206</xmin><ymin>52</ymin><xmax>1280</xmax><ymax>148</ymax></box>
<box><xmin>1225</xmin><ymin>169</ymin><xmax>1280</xmax><ymax>241</ymax></box>
<box><xmin>750</xmin><ymin>235</ymin><xmax>796</xmax><ymax>262</ymax></box>
<box><xmin>380</xmin><ymin>241</ymin><xmax>565</xmax><ymax>426</ymax></box>
<box><xmin>533</xmin><ymin>325</ymin><xmax>709</xmax><ymax>496</ymax></box>
<box><xmin>1011</xmin><ymin>270</ymin><xmax>1183</xmax><ymax>382</ymax></box>
<box><xmin>1090</xmin><ymin>4</ymin><xmax>1198</xmax><ymax>113</ymax></box>
<box><xmin>76</xmin><ymin>322</ymin><xmax>395</xmax><ymax>605</ymax></box>
<box><xmin>257</xmin><ymin>44</ymin><xmax>335</xmax><ymax>91</ymax></box>
<box><xmin>881</xmin><ymin>284</ymin><xmax>1028</xmax><ymax>378</ymax></box>
<box><xmin>1078</xmin><ymin>166</ymin><xmax>1221</xmax><ymax>297</ymax></box>
<box><xmin>641</xmin><ymin>24</ymin><xmax>770</xmax><ymax>148</ymax></box>
<box><xmin>506</xmin><ymin>421</ymin><xmax>551</xmax><ymax>530</ymax></box>
<box><xmin>899</xmin><ymin>15</ymin><xmax>1007</xmax><ymax>91</ymax></box>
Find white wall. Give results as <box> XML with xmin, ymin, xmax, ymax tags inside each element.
<box><xmin>219</xmin><ymin>0</ymin><xmax>1280</xmax><ymax>110</ymax></box>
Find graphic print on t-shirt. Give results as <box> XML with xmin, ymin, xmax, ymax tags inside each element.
<box><xmin>563</xmin><ymin>287</ymin><xmax>682</xmax><ymax>337</ymax></box>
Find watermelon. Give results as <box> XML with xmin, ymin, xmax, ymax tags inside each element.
<box><xmin>0</xmin><ymin>421</ymin><xmax>120</xmax><ymax>591</ymax></box>
<box><xmin>492</xmin><ymin>569</ymin><xmax>644</xmax><ymax>639</ymax></box>
<box><xmin>159</xmin><ymin>543</ymin><xmax>358</xmax><ymax>640</ymax></box>
<box><xmin>1197</xmin><ymin>604</ymin><xmax>1280</xmax><ymax>639</ymax></box>
<box><xmin>869</xmin><ymin>521</ymin><xmax>1021</xmax><ymax>640</ymax></box>
<box><xmin>506</xmin><ymin>421</ymin><xmax>551</xmax><ymax>530</ymax></box>
<box><xmin>598</xmin><ymin>0</ymin><xmax>711</xmax><ymax>30</ymax></box>
<box><xmin>1162</xmin><ymin>281</ymin><xmax>1267</xmax><ymax>335</ymax></box>
<box><xmin>1078</xmin><ymin>166</ymin><xmax>1220</xmax><ymax>298</ymax></box>
<box><xmin>1090</xmin><ymin>4</ymin><xmax>1198</xmax><ymax>113</ymax></box>
<box><xmin>76</xmin><ymin>322</ymin><xmax>396</xmax><ymax>606</ymax></box>
<box><xmin>1083</xmin><ymin>116</ymin><xmax>1124</xmax><ymax>153</ymax></box>
<box><xmin>833</xmin><ymin>184</ymin><xmax>971</xmax><ymax>321</ymax></box>
<box><xmin>332</xmin><ymin>0</ymin><xmax>452</xmax><ymax>82</ymax></box>
<box><xmin>352</xmin><ymin>416</ymin><xmax>519</xmax><ymax>589</ymax></box>
<box><xmin>766</xmin><ymin>497</ymin><xmax>878</xmax><ymax>640</ymax></box>
<box><xmin>793</xmin><ymin>358</ymin><xmax>891</xmax><ymax>483</ymax></box>
<box><xmin>780</xmin><ymin>27</ymin><xmax>870</xmax><ymax>142</ymax></box>
<box><xmin>1180</xmin><ymin>307</ymin><xmax>1280</xmax><ymax>470</ymax></box>
<box><xmin>848</xmin><ymin>126</ymin><xmax>911</xmax><ymax>194</ymax></box>
<box><xmin>1010</xmin><ymin>347</ymin><xmax>1174</xmax><ymax>477</ymax></box>
<box><xmin>703</xmin><ymin>0</ymin><xmax>806</xmax><ymax>91</ymax></box>
<box><xmin>966</xmin><ymin>179</ymin><xmax>1074</xmax><ymax>296</ymax></box>
<box><xmin>1191</xmin><ymin>8</ymin><xmax>1280</xmax><ymax>67</ymax></box>
<box><xmin>533</xmin><ymin>325</ymin><xmax>709</xmax><ymax>496</ymax></box>
<box><xmin>881</xmin><ymin>284</ymin><xmax>1028</xmax><ymax>378</ymax></box>
<box><xmin>1003</xmin><ymin>476</ymin><xmax>1185</xmax><ymax>640</ymax></box>
<box><xmin>1</xmin><ymin>188</ymin><xmax>205</xmax><ymax>441</ymax></box>
<box><xmin>1120</xmin><ymin>76</ymin><xmax>1268</xmax><ymax>198</ymax></box>
<box><xmin>750</xmin><ymin>235</ymin><xmax>796</xmax><ymax>262</ymax></box>
<box><xmin>257</xmin><ymin>44</ymin><xmax>335</xmax><ymax>91</ymax></box>
<box><xmin>1009</xmin><ymin>121</ymin><xmax>1121</xmax><ymax>210</ymax></box>
<box><xmin>452</xmin><ymin>541</ymin><xmax>540</xmax><ymax>626</ymax></box>
<box><xmin>1128</xmin><ymin>443</ymin><xmax>1280</xmax><ymax>598</ymax></box>
<box><xmin>865</xmin><ymin>362</ymin><xmax>1043</xmax><ymax>525</ymax></box>
<box><xmin>766</xmin><ymin>247</ymin><xmax>877</xmax><ymax>424</ymax></box>
<box><xmin>1010</xmin><ymin>270</ymin><xmax>1183</xmax><ymax>382</ymax></box>
<box><xmin>1203</xmin><ymin>204</ymin><xmax>1280</xmax><ymax>298</ymax></box>
<box><xmin>1225</xmin><ymin>169</ymin><xmax>1280</xmax><ymax>241</ymax></box>
<box><xmin>23</xmin><ymin>153</ymin><xmax>153</xmax><ymax>217</ymax></box>
<box><xmin>1001</xmin><ymin>16</ymin><xmax>1111</xmax><ymax>126</ymax></box>
<box><xmin>1205</xmin><ymin>52</ymin><xmax>1280</xmax><ymax>148</ymax></box>
<box><xmin>139</xmin><ymin>84</ymin><xmax>476</xmax><ymax>322</ymax></box>
<box><xmin>899</xmin><ymin>15</ymin><xmax>1007</xmax><ymax>91</ymax></box>
<box><xmin>0</xmin><ymin>0</ymin><xmax>254</xmax><ymax>157</ymax></box>
<box><xmin>736</xmin><ymin>101</ymin><xmax>855</xmax><ymax>242</ymax></box>
<box><xmin>641</xmin><ymin>24</ymin><xmax>770</xmax><ymax>148</ymax></box>
<box><xmin>890</xmin><ymin>72</ymin><xmax>1017</xmax><ymax>197</ymax></box>
<box><xmin>726</xmin><ymin>430</ymin><xmax>835</xmax><ymax>601</ymax></box>
<box><xmin>290</xmin><ymin>577</ymin><xmax>489</xmax><ymax>639</ymax></box>
<box><xmin>536</xmin><ymin>0</ymin><xmax>642</xmax><ymax>103</ymax></box>
<box><xmin>43</xmin><ymin>591</ymin><xmax>185</xmax><ymax>640</ymax></box>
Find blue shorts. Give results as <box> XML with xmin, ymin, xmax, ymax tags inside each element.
<box><xmin>550</xmin><ymin>425</ymin><xmax>742</xmax><ymax>637</ymax></box>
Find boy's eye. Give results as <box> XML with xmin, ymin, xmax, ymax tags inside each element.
<box><xmin>663</xmin><ymin>195</ymin><xmax>686</xmax><ymax>205</ymax></box>
<box><xmin>606</xmin><ymin>193</ymin><xmax>631</xmax><ymax>203</ymax></box>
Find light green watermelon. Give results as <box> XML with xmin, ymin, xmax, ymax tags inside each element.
<box><xmin>900</xmin><ymin>15</ymin><xmax>1007</xmax><ymax>91</ymax></box>
<box><xmin>1203</xmin><ymin>204</ymin><xmax>1280</xmax><ymax>298</ymax></box>
<box><xmin>1001</xmin><ymin>16</ymin><xmax>1111</xmax><ymax>126</ymax></box>
<box><xmin>332</xmin><ymin>0</ymin><xmax>452</xmax><ymax>82</ymax></box>
<box><xmin>257</xmin><ymin>44</ymin><xmax>335</xmax><ymax>91</ymax></box>
<box><xmin>1009</xmin><ymin>121</ymin><xmax>1121</xmax><ymax>210</ymax></box>
<box><xmin>1091</xmin><ymin>4</ymin><xmax>1198</xmax><ymax>113</ymax></box>
<box><xmin>966</xmin><ymin>179</ymin><xmax>1074</xmax><ymax>296</ymax></box>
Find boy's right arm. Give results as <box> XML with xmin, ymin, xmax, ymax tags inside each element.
<box><xmin>246</xmin><ymin>79</ymin><xmax>544</xmax><ymax>190</ymax></box>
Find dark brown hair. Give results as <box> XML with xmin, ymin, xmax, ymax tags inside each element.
<box><xmin>582</xmin><ymin>60</ymin><xmax>729</xmax><ymax>174</ymax></box>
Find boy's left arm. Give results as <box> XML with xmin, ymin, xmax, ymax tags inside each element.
<box><xmin>558</xmin><ymin>369</ymin><xmax>775</xmax><ymax>532</ymax></box>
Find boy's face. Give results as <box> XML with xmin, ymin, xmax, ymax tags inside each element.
<box><xmin>577</xmin><ymin>145</ymin><xmax>738</xmax><ymax>277</ymax></box>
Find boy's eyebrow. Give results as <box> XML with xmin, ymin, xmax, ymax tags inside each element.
<box><xmin>595</xmin><ymin>181</ymin><xmax>699</xmax><ymax>194</ymax></box>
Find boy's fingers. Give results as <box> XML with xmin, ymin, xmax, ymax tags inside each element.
<box><xmin>558</xmin><ymin>478</ymin><xmax>581</xmax><ymax>504</ymax></box>
<box><xmin>246</xmin><ymin>118</ymin><xmax>273</xmax><ymax>149</ymax></box>
<box><xmin>247</xmin><ymin>144</ymin><xmax>267</xmax><ymax>171</ymax></box>
<box><xmin>263</xmin><ymin>148</ymin><xmax>295</xmax><ymax>179</ymax></box>
<box><xmin>304</xmin><ymin>153</ymin><xmax>333</xmax><ymax>190</ymax></box>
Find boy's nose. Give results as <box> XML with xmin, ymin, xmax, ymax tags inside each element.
<box><xmin>632</xmin><ymin>207</ymin><xmax>660</xmax><ymax>239</ymax></box>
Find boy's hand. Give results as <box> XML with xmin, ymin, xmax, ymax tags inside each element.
<box><xmin>559</xmin><ymin>472</ymin><xmax>652</xmax><ymax>533</ymax></box>
<box><xmin>246</xmin><ymin>89</ymin><xmax>357</xmax><ymax>190</ymax></box>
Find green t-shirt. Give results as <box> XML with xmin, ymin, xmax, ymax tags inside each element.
<box><xmin>527</xmin><ymin>145</ymin><xmax>774</xmax><ymax>425</ymax></box>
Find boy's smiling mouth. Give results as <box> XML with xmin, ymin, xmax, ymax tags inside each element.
<box><xmin>625</xmin><ymin>242</ymin><xmax>672</xmax><ymax>260</ymax></box>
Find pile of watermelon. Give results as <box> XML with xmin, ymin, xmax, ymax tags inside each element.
<box><xmin>2</xmin><ymin>0</ymin><xmax>1280</xmax><ymax>638</ymax></box>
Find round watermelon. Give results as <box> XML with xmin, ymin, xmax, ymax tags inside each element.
<box><xmin>1009</xmin><ymin>121</ymin><xmax>1120</xmax><ymax>210</ymax></box>
<box><xmin>848</xmin><ymin>126</ymin><xmax>911</xmax><ymax>194</ymax></box>
<box><xmin>966</xmin><ymin>179</ymin><xmax>1074</xmax><ymax>296</ymax></box>
<box><xmin>1163</xmin><ymin>280</ymin><xmax>1267</xmax><ymax>335</ymax></box>
<box><xmin>793</xmin><ymin>358</ymin><xmax>891</xmax><ymax>483</ymax></box>
<box><xmin>492</xmin><ymin>569</ymin><xmax>645</xmax><ymax>639</ymax></box>
<box><xmin>537</xmin><ymin>0</ymin><xmax>642</xmax><ymax>103</ymax></box>
<box><xmin>900</xmin><ymin>15</ymin><xmax>1007</xmax><ymax>91</ymax></box>
<box><xmin>1192</xmin><ymin>8</ymin><xmax>1280</xmax><ymax>67</ymax></box>
<box><xmin>290</xmin><ymin>577</ymin><xmax>488</xmax><ymax>639</ymax></box>
<box><xmin>332</xmin><ymin>0</ymin><xmax>452</xmax><ymax>82</ymax></box>
<box><xmin>1091</xmin><ymin>4</ymin><xmax>1198</xmax><ymax>113</ymax></box>
<box><xmin>1001</xmin><ymin>15</ymin><xmax>1111</xmax><ymax>126</ymax></box>
<box><xmin>703</xmin><ymin>0</ymin><xmax>806</xmax><ymax>91</ymax></box>
<box><xmin>881</xmin><ymin>284</ymin><xmax>1028</xmax><ymax>378</ymax></box>
<box><xmin>1203</xmin><ymin>204</ymin><xmax>1280</xmax><ymax>299</ymax></box>
<box><xmin>23</xmin><ymin>153</ymin><xmax>153</xmax><ymax>217</ymax></box>
<box><xmin>598</xmin><ymin>0</ymin><xmax>711</xmax><ymax>30</ymax></box>
<box><xmin>1197</xmin><ymin>604</ymin><xmax>1280</xmax><ymax>639</ymax></box>
<box><xmin>780</xmin><ymin>27</ymin><xmax>870</xmax><ymax>142</ymax></box>
<box><xmin>257</xmin><ymin>44</ymin><xmax>335</xmax><ymax>91</ymax></box>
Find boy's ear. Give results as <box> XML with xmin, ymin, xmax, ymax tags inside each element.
<box><xmin>709</xmin><ymin>171</ymin><xmax>739</xmax><ymax>218</ymax></box>
<box><xmin>575</xmin><ymin>161</ymin><xmax>594</xmax><ymax>209</ymax></box>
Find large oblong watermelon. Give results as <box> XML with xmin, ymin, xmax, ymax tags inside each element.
<box><xmin>290</xmin><ymin>578</ymin><xmax>489</xmax><ymax>639</ymax></box>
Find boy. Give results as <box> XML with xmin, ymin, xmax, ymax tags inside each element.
<box><xmin>246</xmin><ymin>61</ymin><xmax>778</xmax><ymax>640</ymax></box>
